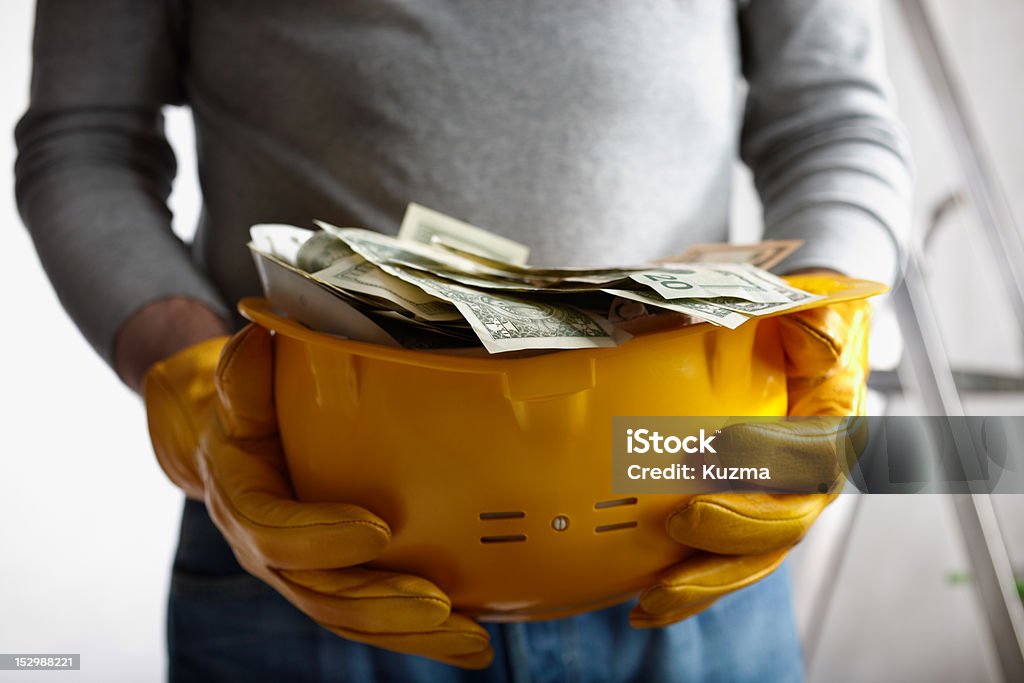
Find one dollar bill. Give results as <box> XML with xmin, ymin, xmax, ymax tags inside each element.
<box><xmin>398</xmin><ymin>203</ymin><xmax>531</xmax><ymax>266</ymax></box>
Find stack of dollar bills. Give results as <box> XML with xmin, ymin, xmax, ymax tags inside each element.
<box><xmin>248</xmin><ymin>204</ymin><xmax>821</xmax><ymax>354</ymax></box>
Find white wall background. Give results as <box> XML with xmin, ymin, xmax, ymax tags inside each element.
<box><xmin>0</xmin><ymin>2</ymin><xmax>187</xmax><ymax>681</ymax></box>
<box><xmin>0</xmin><ymin>1</ymin><xmax>1021</xmax><ymax>681</ymax></box>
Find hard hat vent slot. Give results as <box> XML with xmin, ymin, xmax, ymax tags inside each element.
<box><xmin>594</xmin><ymin>497</ymin><xmax>638</xmax><ymax>510</ymax></box>
<box><xmin>595</xmin><ymin>522</ymin><xmax>638</xmax><ymax>533</ymax></box>
<box><xmin>480</xmin><ymin>535</ymin><xmax>528</xmax><ymax>544</ymax></box>
<box><xmin>479</xmin><ymin>511</ymin><xmax>526</xmax><ymax>520</ymax></box>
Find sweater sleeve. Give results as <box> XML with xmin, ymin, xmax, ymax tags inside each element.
<box><xmin>14</xmin><ymin>0</ymin><xmax>229</xmax><ymax>366</ymax></box>
<box><xmin>738</xmin><ymin>0</ymin><xmax>913</xmax><ymax>285</ymax></box>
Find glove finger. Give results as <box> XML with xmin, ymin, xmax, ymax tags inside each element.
<box><xmin>630</xmin><ymin>596</ymin><xmax>720</xmax><ymax>629</ymax></box>
<box><xmin>778</xmin><ymin>307</ymin><xmax>844</xmax><ymax>377</ymax></box>
<box><xmin>215</xmin><ymin>324</ymin><xmax>277</xmax><ymax>439</ymax></box>
<box><xmin>326</xmin><ymin>613</ymin><xmax>494</xmax><ymax>669</ymax></box>
<box><xmin>202</xmin><ymin>433</ymin><xmax>391</xmax><ymax>569</ymax></box>
<box><xmin>143</xmin><ymin>336</ymin><xmax>229</xmax><ymax>498</ymax></box>
<box><xmin>274</xmin><ymin>566</ymin><xmax>452</xmax><ymax>633</ymax></box>
<box><xmin>668</xmin><ymin>493</ymin><xmax>834</xmax><ymax>554</ymax></box>
<box><xmin>775</xmin><ymin>290</ymin><xmax>873</xmax><ymax>417</ymax></box>
<box><xmin>788</xmin><ymin>363</ymin><xmax>869</xmax><ymax>417</ymax></box>
<box><xmin>711</xmin><ymin>419</ymin><xmax>861</xmax><ymax>494</ymax></box>
<box><xmin>432</xmin><ymin>649</ymin><xmax>495</xmax><ymax>670</ymax></box>
<box><xmin>777</xmin><ymin>299</ymin><xmax>870</xmax><ymax>379</ymax></box>
<box><xmin>636</xmin><ymin>550</ymin><xmax>787</xmax><ymax>620</ymax></box>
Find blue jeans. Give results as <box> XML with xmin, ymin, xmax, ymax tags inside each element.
<box><xmin>169</xmin><ymin>500</ymin><xmax>802</xmax><ymax>682</ymax></box>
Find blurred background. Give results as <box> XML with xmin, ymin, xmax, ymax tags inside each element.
<box><xmin>0</xmin><ymin>1</ymin><xmax>1021</xmax><ymax>681</ymax></box>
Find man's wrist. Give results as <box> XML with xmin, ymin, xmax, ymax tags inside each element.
<box><xmin>113</xmin><ymin>297</ymin><xmax>230</xmax><ymax>393</ymax></box>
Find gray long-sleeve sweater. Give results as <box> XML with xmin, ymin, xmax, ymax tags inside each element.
<box><xmin>15</xmin><ymin>0</ymin><xmax>911</xmax><ymax>365</ymax></box>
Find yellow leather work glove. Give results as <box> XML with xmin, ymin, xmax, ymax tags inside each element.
<box><xmin>143</xmin><ymin>324</ymin><xmax>493</xmax><ymax>668</ymax></box>
<box><xmin>631</xmin><ymin>273</ymin><xmax>873</xmax><ymax>628</ymax></box>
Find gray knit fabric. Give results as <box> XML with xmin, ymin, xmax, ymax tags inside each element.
<box><xmin>15</xmin><ymin>0</ymin><xmax>911</xmax><ymax>364</ymax></box>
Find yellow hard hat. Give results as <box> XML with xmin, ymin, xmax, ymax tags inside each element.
<box><xmin>239</xmin><ymin>276</ymin><xmax>884</xmax><ymax>622</ymax></box>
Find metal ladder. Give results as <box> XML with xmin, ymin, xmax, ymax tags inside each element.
<box><xmin>803</xmin><ymin>2</ymin><xmax>1024</xmax><ymax>680</ymax></box>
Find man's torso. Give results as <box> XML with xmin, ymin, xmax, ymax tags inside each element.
<box><xmin>176</xmin><ymin>0</ymin><xmax>743</xmax><ymax>303</ymax></box>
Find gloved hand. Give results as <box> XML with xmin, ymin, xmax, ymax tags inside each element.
<box><xmin>631</xmin><ymin>273</ymin><xmax>873</xmax><ymax>627</ymax></box>
<box><xmin>143</xmin><ymin>324</ymin><xmax>493</xmax><ymax>668</ymax></box>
